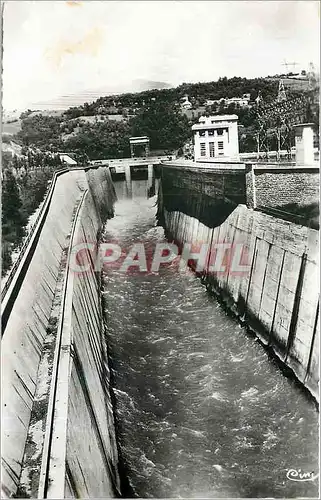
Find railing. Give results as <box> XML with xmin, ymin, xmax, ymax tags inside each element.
<box><xmin>90</xmin><ymin>155</ymin><xmax>174</xmax><ymax>166</ymax></box>
<box><xmin>161</xmin><ymin>159</ymin><xmax>246</xmax><ymax>171</ymax></box>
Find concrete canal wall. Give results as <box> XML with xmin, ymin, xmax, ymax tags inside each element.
<box><xmin>245</xmin><ymin>164</ymin><xmax>319</xmax><ymax>209</ymax></box>
<box><xmin>1</xmin><ymin>167</ymin><xmax>120</xmax><ymax>498</ymax></box>
<box><xmin>158</xmin><ymin>166</ymin><xmax>319</xmax><ymax>402</ymax></box>
<box><xmin>161</xmin><ymin>160</ymin><xmax>319</xmax><ymax>214</ymax></box>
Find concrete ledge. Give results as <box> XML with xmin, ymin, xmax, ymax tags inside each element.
<box><xmin>250</xmin><ymin>164</ymin><xmax>319</xmax><ymax>173</ymax></box>
<box><xmin>91</xmin><ymin>155</ymin><xmax>174</xmax><ymax>166</ymax></box>
<box><xmin>161</xmin><ymin>160</ymin><xmax>246</xmax><ymax>172</ymax></box>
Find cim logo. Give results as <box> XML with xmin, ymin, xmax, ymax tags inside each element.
<box><xmin>286</xmin><ymin>469</ymin><xmax>319</xmax><ymax>482</ymax></box>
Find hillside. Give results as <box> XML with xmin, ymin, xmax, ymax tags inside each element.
<box><xmin>4</xmin><ymin>75</ymin><xmax>319</xmax><ymax>160</ymax></box>
<box><xmin>266</xmin><ymin>76</ymin><xmax>311</xmax><ymax>92</ymax></box>
<box><xmin>28</xmin><ymin>79</ymin><xmax>173</xmax><ymax>111</ymax></box>
<box><xmin>2</xmin><ymin>74</ymin><xmax>319</xmax><ymax>276</ymax></box>
<box><xmin>61</xmin><ymin>76</ymin><xmax>282</xmax><ymax>119</ymax></box>
<box><xmin>2</xmin><ymin>119</ymin><xmax>22</xmax><ymax>135</ymax></box>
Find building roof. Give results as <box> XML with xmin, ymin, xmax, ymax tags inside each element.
<box><xmin>59</xmin><ymin>154</ymin><xmax>77</xmax><ymax>165</ymax></box>
<box><xmin>192</xmin><ymin>114</ymin><xmax>238</xmax><ymax>130</ymax></box>
<box><xmin>201</xmin><ymin>114</ymin><xmax>238</xmax><ymax>122</ymax></box>
<box><xmin>129</xmin><ymin>136</ymin><xmax>150</xmax><ymax>144</ymax></box>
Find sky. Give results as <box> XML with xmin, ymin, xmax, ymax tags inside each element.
<box><xmin>2</xmin><ymin>0</ymin><xmax>320</xmax><ymax>111</ymax></box>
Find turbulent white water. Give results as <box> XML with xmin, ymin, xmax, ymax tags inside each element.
<box><xmin>102</xmin><ymin>179</ymin><xmax>318</xmax><ymax>498</ymax></box>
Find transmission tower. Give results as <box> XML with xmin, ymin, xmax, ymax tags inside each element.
<box><xmin>277</xmin><ymin>79</ymin><xmax>287</xmax><ymax>102</ymax></box>
<box><xmin>254</xmin><ymin>80</ymin><xmax>313</xmax><ymax>161</ymax></box>
<box><xmin>308</xmin><ymin>62</ymin><xmax>317</xmax><ymax>90</ymax></box>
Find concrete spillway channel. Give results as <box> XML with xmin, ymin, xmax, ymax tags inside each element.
<box><xmin>1</xmin><ymin>162</ymin><xmax>319</xmax><ymax>498</ymax></box>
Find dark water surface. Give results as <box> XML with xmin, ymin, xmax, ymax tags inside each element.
<box><xmin>102</xmin><ymin>179</ymin><xmax>318</xmax><ymax>498</ymax></box>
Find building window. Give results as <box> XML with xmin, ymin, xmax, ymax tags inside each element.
<box><xmin>200</xmin><ymin>143</ymin><xmax>206</xmax><ymax>156</ymax></box>
<box><xmin>217</xmin><ymin>128</ymin><xmax>223</xmax><ymax>136</ymax></box>
<box><xmin>208</xmin><ymin>129</ymin><xmax>214</xmax><ymax>136</ymax></box>
<box><xmin>199</xmin><ymin>130</ymin><xmax>206</xmax><ymax>137</ymax></box>
<box><xmin>209</xmin><ymin>142</ymin><xmax>215</xmax><ymax>157</ymax></box>
<box><xmin>218</xmin><ymin>141</ymin><xmax>224</xmax><ymax>155</ymax></box>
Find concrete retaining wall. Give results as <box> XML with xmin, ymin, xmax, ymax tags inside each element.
<box><xmin>245</xmin><ymin>164</ymin><xmax>319</xmax><ymax>209</ymax></box>
<box><xmin>1</xmin><ymin>167</ymin><xmax>119</xmax><ymax>498</ymax></box>
<box><xmin>159</xmin><ymin>185</ymin><xmax>319</xmax><ymax>402</ymax></box>
<box><xmin>159</xmin><ymin>164</ymin><xmax>246</xmax><ymax>229</ymax></box>
<box><xmin>161</xmin><ymin>161</ymin><xmax>319</xmax><ymax>224</ymax></box>
<box><xmin>47</xmin><ymin>184</ymin><xmax>120</xmax><ymax>498</ymax></box>
<box><xmin>161</xmin><ymin>162</ymin><xmax>247</xmax><ymax>205</ymax></box>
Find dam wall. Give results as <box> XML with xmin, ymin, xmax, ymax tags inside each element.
<box><xmin>159</xmin><ymin>163</ymin><xmax>247</xmax><ymax>228</ymax></box>
<box><xmin>1</xmin><ymin>167</ymin><xmax>120</xmax><ymax>498</ymax></box>
<box><xmin>158</xmin><ymin>168</ymin><xmax>319</xmax><ymax>402</ymax></box>
<box><xmin>161</xmin><ymin>160</ymin><xmax>319</xmax><ymax>217</ymax></box>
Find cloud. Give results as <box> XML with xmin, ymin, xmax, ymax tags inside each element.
<box><xmin>66</xmin><ymin>1</ymin><xmax>82</xmax><ymax>7</ymax></box>
<box><xmin>44</xmin><ymin>27</ymin><xmax>104</xmax><ymax>69</ymax></box>
<box><xmin>2</xmin><ymin>1</ymin><xmax>319</xmax><ymax>110</ymax></box>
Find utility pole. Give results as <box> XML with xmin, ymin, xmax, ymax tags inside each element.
<box><xmin>282</xmin><ymin>60</ymin><xmax>298</xmax><ymax>74</ymax></box>
<box><xmin>308</xmin><ymin>62</ymin><xmax>317</xmax><ymax>90</ymax></box>
<box><xmin>282</xmin><ymin>60</ymin><xmax>289</xmax><ymax>73</ymax></box>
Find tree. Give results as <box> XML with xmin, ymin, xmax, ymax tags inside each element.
<box><xmin>64</xmin><ymin>119</ymin><xmax>131</xmax><ymax>159</ymax></box>
<box><xmin>2</xmin><ymin>240</ymin><xmax>13</xmax><ymax>274</ymax></box>
<box><xmin>129</xmin><ymin>101</ymin><xmax>191</xmax><ymax>151</ymax></box>
<box><xmin>1</xmin><ymin>170</ymin><xmax>27</xmax><ymax>243</ymax></box>
<box><xmin>17</xmin><ymin>114</ymin><xmax>63</xmax><ymax>150</ymax></box>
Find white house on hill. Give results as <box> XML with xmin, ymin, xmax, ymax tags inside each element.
<box><xmin>192</xmin><ymin>115</ymin><xmax>239</xmax><ymax>162</ymax></box>
<box><xmin>181</xmin><ymin>95</ymin><xmax>192</xmax><ymax>110</ymax></box>
<box><xmin>59</xmin><ymin>153</ymin><xmax>78</xmax><ymax>166</ymax></box>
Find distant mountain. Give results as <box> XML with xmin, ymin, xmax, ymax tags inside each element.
<box><xmin>29</xmin><ymin>79</ymin><xmax>173</xmax><ymax>110</ymax></box>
